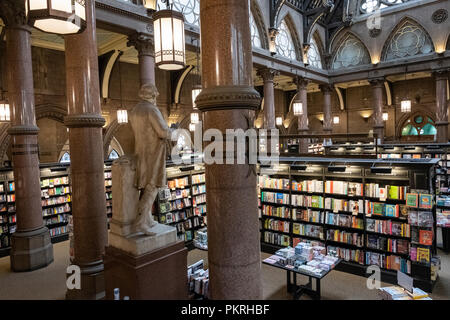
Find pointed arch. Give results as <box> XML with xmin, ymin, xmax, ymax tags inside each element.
<box><xmin>331</xmin><ymin>31</ymin><xmax>371</xmax><ymax>70</ymax></box>
<box><xmin>308</xmin><ymin>30</ymin><xmax>325</xmax><ymax>69</ymax></box>
<box><xmin>381</xmin><ymin>17</ymin><xmax>434</xmax><ymax>61</ymax></box>
<box><xmin>446</xmin><ymin>32</ymin><xmax>450</xmax><ymax>51</ymax></box>
<box><xmin>275</xmin><ymin>13</ymin><xmax>301</xmax><ymax>61</ymax></box>
<box><xmin>250</xmin><ymin>0</ymin><xmax>269</xmax><ymax>50</ymax></box>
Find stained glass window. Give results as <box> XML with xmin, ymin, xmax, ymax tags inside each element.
<box><xmin>383</xmin><ymin>20</ymin><xmax>433</xmax><ymax>61</ymax></box>
<box><xmin>108</xmin><ymin>149</ymin><xmax>119</xmax><ymax>160</ymax></box>
<box><xmin>401</xmin><ymin>113</ymin><xmax>436</xmax><ymax>136</ymax></box>
<box><xmin>249</xmin><ymin>11</ymin><xmax>262</xmax><ymax>48</ymax></box>
<box><xmin>332</xmin><ymin>34</ymin><xmax>370</xmax><ymax>69</ymax></box>
<box><xmin>158</xmin><ymin>0</ymin><xmax>200</xmax><ymax>26</ymax></box>
<box><xmin>308</xmin><ymin>37</ymin><xmax>322</xmax><ymax>69</ymax></box>
<box><xmin>275</xmin><ymin>20</ymin><xmax>297</xmax><ymax>60</ymax></box>
<box><xmin>60</xmin><ymin>152</ymin><xmax>70</xmax><ymax>163</ymax></box>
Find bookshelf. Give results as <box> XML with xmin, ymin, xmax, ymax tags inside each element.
<box><xmin>257</xmin><ymin>156</ymin><xmax>439</xmax><ymax>292</ymax></box>
<box><xmin>104</xmin><ymin>162</ymin><xmax>113</xmax><ymax>226</ymax></box>
<box><xmin>156</xmin><ymin>163</ymin><xmax>207</xmax><ymax>246</ymax></box>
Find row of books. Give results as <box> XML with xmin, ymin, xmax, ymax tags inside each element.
<box><xmin>366</xmin><ymin>235</ymin><xmax>409</xmax><ymax>254</ymax></box>
<box><xmin>192</xmin><ymin>184</ymin><xmax>206</xmax><ymax>195</ymax></box>
<box><xmin>45</xmin><ymin>214</ymin><xmax>69</xmax><ymax>226</ymax></box>
<box><xmin>436</xmin><ymin>195</ymin><xmax>450</xmax><ymax>207</ymax></box>
<box><xmin>326</xmin><ymin>229</ymin><xmax>363</xmax><ymax>247</ymax></box>
<box><xmin>291</xmin><ymin>194</ymin><xmax>323</xmax><ymax>208</ymax></box>
<box><xmin>327</xmin><ymin>246</ymin><xmax>364</xmax><ymax>264</ymax></box>
<box><xmin>49</xmin><ymin>226</ymin><xmax>68</xmax><ymax>237</ymax></box>
<box><xmin>258</xmin><ymin>176</ymin><xmax>289</xmax><ymax>190</ymax></box>
<box><xmin>366</xmin><ymin>251</ymin><xmax>411</xmax><ymax>274</ymax></box>
<box><xmin>263</xmin><ymin>231</ymin><xmax>290</xmax><ymax>247</ymax></box>
<box><xmin>292</xmin><ymin>223</ymin><xmax>323</xmax><ymax>239</ymax></box>
<box><xmin>159</xmin><ymin>197</ymin><xmax>191</xmax><ymax>213</ymax></box>
<box><xmin>41</xmin><ymin>195</ymin><xmax>71</xmax><ymax>207</ymax></box>
<box><xmin>291</xmin><ymin>179</ymin><xmax>323</xmax><ymax>193</ymax></box>
<box><xmin>366</xmin><ymin>218</ymin><xmax>411</xmax><ymax>237</ymax></box>
<box><xmin>6</xmin><ymin>194</ymin><xmax>14</xmax><ymax>202</ymax></box>
<box><xmin>366</xmin><ymin>202</ymin><xmax>407</xmax><ymax>218</ymax></box>
<box><xmin>160</xmin><ymin>208</ymin><xmax>193</xmax><ymax>224</ymax></box>
<box><xmin>325</xmin><ymin>213</ymin><xmax>363</xmax><ymax>230</ymax></box>
<box><xmin>41</xmin><ymin>186</ymin><xmax>71</xmax><ymax>198</ymax></box>
<box><xmin>0</xmin><ymin>194</ymin><xmax>5</xmax><ymax>202</ymax></box>
<box><xmin>0</xmin><ymin>184</ymin><xmax>3</xmax><ymax>193</ymax></box>
<box><xmin>193</xmin><ymin>193</ymin><xmax>206</xmax><ymax>206</ymax></box>
<box><xmin>193</xmin><ymin>204</ymin><xmax>207</xmax><ymax>216</ymax></box>
<box><xmin>437</xmin><ymin>209</ymin><xmax>450</xmax><ymax>227</ymax></box>
<box><xmin>365</xmin><ymin>184</ymin><xmax>408</xmax><ymax>200</ymax></box>
<box><xmin>406</xmin><ymin>193</ymin><xmax>433</xmax><ymax>209</ymax></box>
<box><xmin>168</xmin><ymin>188</ymin><xmax>190</xmax><ymax>201</ymax></box>
<box><xmin>7</xmin><ymin>215</ymin><xmax>16</xmax><ymax>224</ymax></box>
<box><xmin>261</xmin><ymin>191</ymin><xmax>289</xmax><ymax>204</ymax></box>
<box><xmin>326</xmin><ymin>198</ymin><xmax>363</xmax><ymax>214</ymax></box>
<box><xmin>105</xmin><ymin>180</ymin><xmax>112</xmax><ymax>187</ymax></box>
<box><xmin>105</xmin><ymin>192</ymin><xmax>112</xmax><ymax>200</ymax></box>
<box><xmin>411</xmin><ymin>228</ymin><xmax>433</xmax><ymax>245</ymax></box>
<box><xmin>263</xmin><ymin>218</ymin><xmax>290</xmax><ymax>233</ymax></box>
<box><xmin>7</xmin><ymin>182</ymin><xmax>14</xmax><ymax>192</ymax></box>
<box><xmin>41</xmin><ymin>176</ymin><xmax>69</xmax><ymax>188</ymax></box>
<box><xmin>192</xmin><ymin>174</ymin><xmax>205</xmax><ymax>184</ymax></box>
<box><xmin>173</xmin><ymin>216</ymin><xmax>203</xmax><ymax>234</ymax></box>
<box><xmin>410</xmin><ymin>246</ymin><xmax>431</xmax><ymax>263</ymax></box>
<box><xmin>408</xmin><ymin>211</ymin><xmax>433</xmax><ymax>228</ymax></box>
<box><xmin>167</xmin><ymin>176</ymin><xmax>189</xmax><ymax>189</ymax></box>
<box><xmin>293</xmin><ymin>209</ymin><xmax>323</xmax><ymax>224</ymax></box>
<box><xmin>325</xmin><ymin>181</ymin><xmax>363</xmax><ymax>196</ymax></box>
<box><xmin>261</xmin><ymin>205</ymin><xmax>290</xmax><ymax>219</ymax></box>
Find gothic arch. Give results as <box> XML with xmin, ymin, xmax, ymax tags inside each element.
<box><xmin>308</xmin><ymin>30</ymin><xmax>325</xmax><ymax>69</ymax></box>
<box><xmin>381</xmin><ymin>17</ymin><xmax>434</xmax><ymax>62</ymax></box>
<box><xmin>276</xmin><ymin>13</ymin><xmax>302</xmax><ymax>61</ymax></box>
<box><xmin>103</xmin><ymin>120</ymin><xmax>120</xmax><ymax>159</ymax></box>
<box><xmin>250</xmin><ymin>0</ymin><xmax>269</xmax><ymax>50</ymax></box>
<box><xmin>446</xmin><ymin>33</ymin><xmax>450</xmax><ymax>51</ymax></box>
<box><xmin>330</xmin><ymin>30</ymin><xmax>371</xmax><ymax>70</ymax></box>
<box><xmin>35</xmin><ymin>103</ymin><xmax>67</xmax><ymax>122</ymax></box>
<box><xmin>395</xmin><ymin>109</ymin><xmax>436</xmax><ymax>139</ymax></box>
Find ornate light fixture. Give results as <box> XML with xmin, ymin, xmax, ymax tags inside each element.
<box><xmin>117</xmin><ymin>109</ymin><xmax>128</xmax><ymax>124</ymax></box>
<box><xmin>293</xmin><ymin>101</ymin><xmax>303</xmax><ymax>116</ymax></box>
<box><xmin>276</xmin><ymin>117</ymin><xmax>283</xmax><ymax>126</ymax></box>
<box><xmin>382</xmin><ymin>112</ymin><xmax>388</xmax><ymax>121</ymax></box>
<box><xmin>333</xmin><ymin>116</ymin><xmax>340</xmax><ymax>124</ymax></box>
<box><xmin>142</xmin><ymin>0</ymin><xmax>157</xmax><ymax>10</ymax></box>
<box><xmin>25</xmin><ymin>0</ymin><xmax>86</xmax><ymax>35</ymax></box>
<box><xmin>401</xmin><ymin>67</ymin><xmax>411</xmax><ymax>113</ymax></box>
<box><xmin>190</xmin><ymin>112</ymin><xmax>199</xmax><ymax>124</ymax></box>
<box><xmin>153</xmin><ymin>0</ymin><xmax>186</xmax><ymax>70</ymax></box>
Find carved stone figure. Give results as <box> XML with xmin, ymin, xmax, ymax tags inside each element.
<box><xmin>129</xmin><ymin>84</ymin><xmax>171</xmax><ymax>235</ymax></box>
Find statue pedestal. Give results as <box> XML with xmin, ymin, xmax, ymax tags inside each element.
<box><xmin>104</xmin><ymin>240</ymin><xmax>188</xmax><ymax>300</ymax></box>
<box><xmin>105</xmin><ymin>156</ymin><xmax>187</xmax><ymax>300</ymax></box>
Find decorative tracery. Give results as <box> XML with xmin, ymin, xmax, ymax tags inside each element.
<box><xmin>331</xmin><ymin>33</ymin><xmax>371</xmax><ymax>69</ymax></box>
<box><xmin>307</xmin><ymin>36</ymin><xmax>322</xmax><ymax>69</ymax></box>
<box><xmin>275</xmin><ymin>19</ymin><xmax>297</xmax><ymax>60</ymax></box>
<box><xmin>158</xmin><ymin>0</ymin><xmax>200</xmax><ymax>26</ymax></box>
<box><xmin>250</xmin><ymin>11</ymin><xmax>262</xmax><ymax>48</ymax></box>
<box><xmin>360</xmin><ymin>0</ymin><xmax>411</xmax><ymax>14</ymax></box>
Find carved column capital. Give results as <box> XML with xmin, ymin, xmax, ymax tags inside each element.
<box><xmin>368</xmin><ymin>77</ymin><xmax>385</xmax><ymax>88</ymax></box>
<box><xmin>294</xmin><ymin>77</ymin><xmax>310</xmax><ymax>90</ymax></box>
<box><xmin>432</xmin><ymin>69</ymin><xmax>449</xmax><ymax>81</ymax></box>
<box><xmin>127</xmin><ymin>33</ymin><xmax>154</xmax><ymax>57</ymax></box>
<box><xmin>256</xmin><ymin>68</ymin><xmax>279</xmax><ymax>82</ymax></box>
<box><xmin>319</xmin><ymin>83</ymin><xmax>334</xmax><ymax>94</ymax></box>
<box><xmin>0</xmin><ymin>0</ymin><xmax>29</xmax><ymax>29</ymax></box>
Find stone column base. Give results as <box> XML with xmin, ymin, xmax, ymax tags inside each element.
<box><xmin>10</xmin><ymin>226</ymin><xmax>53</xmax><ymax>272</ymax></box>
<box><xmin>104</xmin><ymin>241</ymin><xmax>188</xmax><ymax>300</ymax></box>
<box><xmin>66</xmin><ymin>261</ymin><xmax>106</xmax><ymax>300</ymax></box>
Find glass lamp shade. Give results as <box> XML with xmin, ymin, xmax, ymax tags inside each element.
<box><xmin>293</xmin><ymin>102</ymin><xmax>303</xmax><ymax>116</ymax></box>
<box><xmin>276</xmin><ymin>117</ymin><xmax>283</xmax><ymax>126</ymax></box>
<box><xmin>382</xmin><ymin>112</ymin><xmax>388</xmax><ymax>121</ymax></box>
<box><xmin>333</xmin><ymin>116</ymin><xmax>340</xmax><ymax>124</ymax></box>
<box><xmin>153</xmin><ymin>9</ymin><xmax>186</xmax><ymax>71</ymax></box>
<box><xmin>192</xmin><ymin>87</ymin><xmax>201</xmax><ymax>109</ymax></box>
<box><xmin>190</xmin><ymin>112</ymin><xmax>199</xmax><ymax>124</ymax></box>
<box><xmin>25</xmin><ymin>0</ymin><xmax>86</xmax><ymax>35</ymax></box>
<box><xmin>117</xmin><ymin>109</ymin><xmax>128</xmax><ymax>124</ymax></box>
<box><xmin>401</xmin><ymin>100</ymin><xmax>411</xmax><ymax>113</ymax></box>
<box><xmin>142</xmin><ymin>0</ymin><xmax>157</xmax><ymax>10</ymax></box>
<box><xmin>0</xmin><ymin>102</ymin><xmax>11</xmax><ymax>122</ymax></box>
<box><xmin>189</xmin><ymin>123</ymin><xmax>196</xmax><ymax>132</ymax></box>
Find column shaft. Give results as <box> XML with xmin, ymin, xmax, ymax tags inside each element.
<box><xmin>434</xmin><ymin>70</ymin><xmax>449</xmax><ymax>143</ymax></box>
<box><xmin>128</xmin><ymin>34</ymin><xmax>155</xmax><ymax>86</ymax></box>
<box><xmin>197</xmin><ymin>0</ymin><xmax>262</xmax><ymax>299</ymax></box>
<box><xmin>296</xmin><ymin>77</ymin><xmax>309</xmax><ymax>154</ymax></box>
<box><xmin>370</xmin><ymin>78</ymin><xmax>385</xmax><ymax>144</ymax></box>
<box><xmin>64</xmin><ymin>0</ymin><xmax>107</xmax><ymax>300</ymax></box>
<box><xmin>2</xmin><ymin>0</ymin><xmax>53</xmax><ymax>272</ymax></box>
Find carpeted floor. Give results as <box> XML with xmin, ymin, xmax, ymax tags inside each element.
<box><xmin>0</xmin><ymin>241</ymin><xmax>448</xmax><ymax>300</ymax></box>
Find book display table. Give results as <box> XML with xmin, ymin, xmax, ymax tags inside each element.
<box><xmin>262</xmin><ymin>255</ymin><xmax>341</xmax><ymax>300</ymax></box>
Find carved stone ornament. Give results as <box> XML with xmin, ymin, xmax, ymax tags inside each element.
<box><xmin>195</xmin><ymin>86</ymin><xmax>261</xmax><ymax>111</ymax></box>
<box><xmin>7</xmin><ymin>125</ymin><xmax>40</xmax><ymax>136</ymax></box>
<box><xmin>0</xmin><ymin>0</ymin><xmax>28</xmax><ymax>28</ymax></box>
<box><xmin>432</xmin><ymin>9</ymin><xmax>448</xmax><ymax>24</ymax></box>
<box><xmin>64</xmin><ymin>114</ymin><xmax>106</xmax><ymax>128</ymax></box>
<box><xmin>127</xmin><ymin>33</ymin><xmax>154</xmax><ymax>57</ymax></box>
<box><xmin>369</xmin><ymin>28</ymin><xmax>381</xmax><ymax>38</ymax></box>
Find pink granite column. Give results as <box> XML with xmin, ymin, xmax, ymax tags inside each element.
<box><xmin>369</xmin><ymin>78</ymin><xmax>385</xmax><ymax>144</ymax></box>
<box><xmin>1</xmin><ymin>0</ymin><xmax>53</xmax><ymax>272</ymax></box>
<box><xmin>320</xmin><ymin>84</ymin><xmax>333</xmax><ymax>146</ymax></box>
<box><xmin>295</xmin><ymin>77</ymin><xmax>309</xmax><ymax>154</ymax></box>
<box><xmin>127</xmin><ymin>33</ymin><xmax>155</xmax><ymax>86</ymax></box>
<box><xmin>196</xmin><ymin>0</ymin><xmax>262</xmax><ymax>299</ymax></box>
<box><xmin>434</xmin><ymin>70</ymin><xmax>449</xmax><ymax>143</ymax></box>
<box><xmin>64</xmin><ymin>0</ymin><xmax>108</xmax><ymax>300</ymax></box>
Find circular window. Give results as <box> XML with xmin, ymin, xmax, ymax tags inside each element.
<box><xmin>414</xmin><ymin>116</ymin><xmax>423</xmax><ymax>124</ymax></box>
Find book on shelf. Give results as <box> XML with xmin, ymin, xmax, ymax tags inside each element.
<box><xmin>406</xmin><ymin>193</ymin><xmax>418</xmax><ymax>207</ymax></box>
<box><xmin>419</xmin><ymin>230</ymin><xmax>433</xmax><ymax>245</ymax></box>
<box><xmin>419</xmin><ymin>194</ymin><xmax>433</xmax><ymax>209</ymax></box>
<box><xmin>416</xmin><ymin>247</ymin><xmax>430</xmax><ymax>263</ymax></box>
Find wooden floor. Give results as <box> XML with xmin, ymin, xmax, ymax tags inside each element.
<box><xmin>0</xmin><ymin>240</ymin><xmax>448</xmax><ymax>300</ymax></box>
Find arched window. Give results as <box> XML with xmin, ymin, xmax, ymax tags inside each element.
<box><xmin>108</xmin><ymin>149</ymin><xmax>119</xmax><ymax>160</ymax></box>
<box><xmin>60</xmin><ymin>152</ymin><xmax>70</xmax><ymax>163</ymax></box>
<box><xmin>308</xmin><ymin>36</ymin><xmax>322</xmax><ymax>69</ymax></box>
<box><xmin>249</xmin><ymin>11</ymin><xmax>262</xmax><ymax>48</ymax></box>
<box><xmin>158</xmin><ymin>0</ymin><xmax>200</xmax><ymax>26</ymax></box>
<box><xmin>401</xmin><ymin>114</ymin><xmax>437</xmax><ymax>137</ymax></box>
<box><xmin>360</xmin><ymin>0</ymin><xmax>410</xmax><ymax>14</ymax></box>
<box><xmin>275</xmin><ymin>20</ymin><xmax>297</xmax><ymax>60</ymax></box>
<box><xmin>332</xmin><ymin>34</ymin><xmax>371</xmax><ymax>69</ymax></box>
<box><xmin>383</xmin><ymin>19</ymin><xmax>434</xmax><ymax>61</ymax></box>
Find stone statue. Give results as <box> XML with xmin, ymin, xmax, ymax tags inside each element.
<box><xmin>129</xmin><ymin>84</ymin><xmax>171</xmax><ymax>235</ymax></box>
